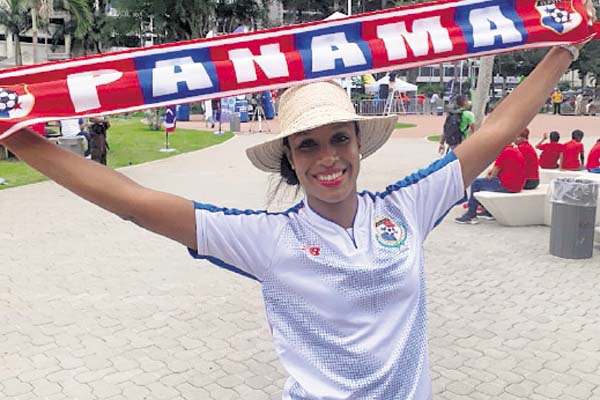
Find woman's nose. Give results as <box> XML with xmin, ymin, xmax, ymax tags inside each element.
<box><xmin>318</xmin><ymin>144</ymin><xmax>339</xmax><ymax>165</ymax></box>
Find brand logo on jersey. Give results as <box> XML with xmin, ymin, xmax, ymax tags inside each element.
<box><xmin>0</xmin><ymin>85</ymin><xmax>34</xmax><ymax>120</ymax></box>
<box><xmin>374</xmin><ymin>216</ymin><xmax>407</xmax><ymax>248</ymax></box>
<box><xmin>302</xmin><ymin>245</ymin><xmax>321</xmax><ymax>256</ymax></box>
<box><xmin>536</xmin><ymin>1</ymin><xmax>582</xmax><ymax>34</ymax></box>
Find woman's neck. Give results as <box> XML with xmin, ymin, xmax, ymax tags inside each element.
<box><xmin>306</xmin><ymin>193</ymin><xmax>358</xmax><ymax>229</ymax></box>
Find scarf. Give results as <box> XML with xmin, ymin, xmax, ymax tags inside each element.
<box><xmin>0</xmin><ymin>0</ymin><xmax>596</xmax><ymax>139</ymax></box>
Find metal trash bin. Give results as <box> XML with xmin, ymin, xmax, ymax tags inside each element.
<box><xmin>57</xmin><ymin>136</ymin><xmax>85</xmax><ymax>157</ymax></box>
<box><xmin>230</xmin><ymin>112</ymin><xmax>241</xmax><ymax>133</ymax></box>
<box><xmin>549</xmin><ymin>178</ymin><xmax>599</xmax><ymax>259</ymax></box>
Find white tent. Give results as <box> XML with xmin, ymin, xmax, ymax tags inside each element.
<box><xmin>325</xmin><ymin>11</ymin><xmax>348</xmax><ymax>20</ymax></box>
<box><xmin>365</xmin><ymin>75</ymin><xmax>418</xmax><ymax>94</ymax></box>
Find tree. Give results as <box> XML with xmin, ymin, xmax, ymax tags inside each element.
<box><xmin>472</xmin><ymin>55</ymin><xmax>494</xmax><ymax>127</ymax></box>
<box><xmin>281</xmin><ymin>0</ymin><xmax>333</xmax><ymax>23</ymax></box>
<box><xmin>0</xmin><ymin>0</ymin><xmax>31</xmax><ymax>65</ymax></box>
<box><xmin>572</xmin><ymin>41</ymin><xmax>600</xmax><ymax>89</ymax></box>
<box><xmin>33</xmin><ymin>0</ymin><xmax>92</xmax><ymax>60</ymax></box>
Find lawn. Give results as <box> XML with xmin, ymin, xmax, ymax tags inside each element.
<box><xmin>0</xmin><ymin>117</ymin><xmax>233</xmax><ymax>191</ymax></box>
<box><xmin>395</xmin><ymin>122</ymin><xmax>417</xmax><ymax>129</ymax></box>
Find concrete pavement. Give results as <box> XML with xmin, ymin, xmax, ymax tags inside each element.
<box><xmin>1</xmin><ymin>130</ymin><xmax>599</xmax><ymax>399</ymax></box>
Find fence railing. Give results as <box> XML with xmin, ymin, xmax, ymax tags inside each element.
<box><xmin>354</xmin><ymin>96</ymin><xmax>440</xmax><ymax>116</ymax></box>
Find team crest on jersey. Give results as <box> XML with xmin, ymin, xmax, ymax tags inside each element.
<box><xmin>0</xmin><ymin>85</ymin><xmax>34</xmax><ymax>120</ymax></box>
<box><xmin>536</xmin><ymin>0</ymin><xmax>583</xmax><ymax>34</ymax></box>
<box><xmin>374</xmin><ymin>216</ymin><xmax>407</xmax><ymax>248</ymax></box>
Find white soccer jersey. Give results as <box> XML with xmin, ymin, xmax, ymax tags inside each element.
<box><xmin>190</xmin><ymin>153</ymin><xmax>464</xmax><ymax>400</ymax></box>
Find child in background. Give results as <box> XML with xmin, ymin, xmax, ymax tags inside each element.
<box><xmin>536</xmin><ymin>131</ymin><xmax>563</xmax><ymax>169</ymax></box>
<box><xmin>586</xmin><ymin>138</ymin><xmax>600</xmax><ymax>173</ymax></box>
<box><xmin>560</xmin><ymin>129</ymin><xmax>585</xmax><ymax>170</ymax></box>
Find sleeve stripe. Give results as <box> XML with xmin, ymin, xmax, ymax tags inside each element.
<box><xmin>187</xmin><ymin>248</ymin><xmax>260</xmax><ymax>281</ymax></box>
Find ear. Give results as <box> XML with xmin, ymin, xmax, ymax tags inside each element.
<box><xmin>355</xmin><ymin>124</ymin><xmax>362</xmax><ymax>154</ymax></box>
<box><xmin>284</xmin><ymin>146</ymin><xmax>295</xmax><ymax>170</ymax></box>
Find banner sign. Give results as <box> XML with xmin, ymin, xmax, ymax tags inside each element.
<box><xmin>0</xmin><ymin>0</ymin><xmax>595</xmax><ymax>139</ymax></box>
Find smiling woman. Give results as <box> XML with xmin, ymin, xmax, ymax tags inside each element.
<box><xmin>0</xmin><ymin>2</ymin><xmax>597</xmax><ymax>392</ymax></box>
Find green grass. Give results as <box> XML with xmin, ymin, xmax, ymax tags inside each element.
<box><xmin>0</xmin><ymin>118</ymin><xmax>233</xmax><ymax>191</ymax></box>
<box><xmin>395</xmin><ymin>122</ymin><xmax>417</xmax><ymax>129</ymax></box>
<box><xmin>427</xmin><ymin>135</ymin><xmax>441</xmax><ymax>142</ymax></box>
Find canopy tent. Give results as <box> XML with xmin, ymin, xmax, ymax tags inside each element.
<box><xmin>324</xmin><ymin>11</ymin><xmax>348</xmax><ymax>20</ymax></box>
<box><xmin>365</xmin><ymin>75</ymin><xmax>418</xmax><ymax>95</ymax></box>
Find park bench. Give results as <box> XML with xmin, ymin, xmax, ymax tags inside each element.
<box><xmin>474</xmin><ymin>184</ymin><xmax>549</xmax><ymax>226</ymax></box>
<box><xmin>539</xmin><ymin>169</ymin><xmax>586</xmax><ymax>185</ymax></box>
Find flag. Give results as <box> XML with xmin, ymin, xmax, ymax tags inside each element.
<box><xmin>165</xmin><ymin>105</ymin><xmax>176</xmax><ymax>134</ymax></box>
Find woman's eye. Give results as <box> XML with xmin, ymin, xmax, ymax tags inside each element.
<box><xmin>333</xmin><ymin>134</ymin><xmax>350</xmax><ymax>144</ymax></box>
<box><xmin>298</xmin><ymin>140</ymin><xmax>316</xmax><ymax>150</ymax></box>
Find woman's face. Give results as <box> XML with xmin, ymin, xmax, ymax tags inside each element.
<box><xmin>286</xmin><ymin>122</ymin><xmax>361</xmax><ymax>206</ymax></box>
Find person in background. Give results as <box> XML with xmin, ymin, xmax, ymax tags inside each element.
<box><xmin>88</xmin><ymin>117</ymin><xmax>110</xmax><ymax>165</ymax></box>
<box><xmin>536</xmin><ymin>131</ymin><xmax>562</xmax><ymax>169</ymax></box>
<box><xmin>439</xmin><ymin>95</ymin><xmax>475</xmax><ymax>155</ymax></box>
<box><xmin>210</xmin><ymin>99</ymin><xmax>221</xmax><ymax>129</ymax></box>
<box><xmin>61</xmin><ymin>118</ymin><xmax>90</xmax><ymax>157</ymax></box>
<box><xmin>575</xmin><ymin>92</ymin><xmax>585</xmax><ymax>115</ymax></box>
<box><xmin>560</xmin><ymin>129</ymin><xmax>585</xmax><ymax>170</ymax></box>
<box><xmin>417</xmin><ymin>93</ymin><xmax>426</xmax><ymax>114</ymax></box>
<box><xmin>551</xmin><ymin>88</ymin><xmax>563</xmax><ymax>115</ymax></box>
<box><xmin>515</xmin><ymin>128</ymin><xmax>539</xmax><ymax>189</ymax></box>
<box><xmin>586</xmin><ymin>138</ymin><xmax>600</xmax><ymax>173</ymax></box>
<box><xmin>585</xmin><ymin>97</ymin><xmax>596</xmax><ymax>115</ymax></box>
<box><xmin>429</xmin><ymin>92</ymin><xmax>439</xmax><ymax>115</ymax></box>
<box><xmin>455</xmin><ymin>135</ymin><xmax>526</xmax><ymax>224</ymax></box>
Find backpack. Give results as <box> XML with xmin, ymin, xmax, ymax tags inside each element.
<box><xmin>443</xmin><ymin>110</ymin><xmax>464</xmax><ymax>146</ymax></box>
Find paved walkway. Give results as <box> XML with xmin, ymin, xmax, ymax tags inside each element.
<box><xmin>1</xmin><ymin>122</ymin><xmax>599</xmax><ymax>399</ymax></box>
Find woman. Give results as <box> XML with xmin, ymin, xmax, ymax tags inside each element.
<box><xmin>0</xmin><ymin>9</ymin><xmax>595</xmax><ymax>398</ymax></box>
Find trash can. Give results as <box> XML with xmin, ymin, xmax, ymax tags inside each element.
<box><xmin>436</xmin><ymin>106</ymin><xmax>444</xmax><ymax>116</ymax></box>
<box><xmin>57</xmin><ymin>136</ymin><xmax>85</xmax><ymax>157</ymax></box>
<box><xmin>230</xmin><ymin>112</ymin><xmax>241</xmax><ymax>133</ymax></box>
<box><xmin>549</xmin><ymin>178</ymin><xmax>599</xmax><ymax>259</ymax></box>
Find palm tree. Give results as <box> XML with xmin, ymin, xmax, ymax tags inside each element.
<box><xmin>56</xmin><ymin>0</ymin><xmax>93</xmax><ymax>55</ymax></box>
<box><xmin>32</xmin><ymin>0</ymin><xmax>92</xmax><ymax>60</ymax></box>
<box><xmin>0</xmin><ymin>0</ymin><xmax>31</xmax><ymax>65</ymax></box>
<box><xmin>472</xmin><ymin>55</ymin><xmax>495</xmax><ymax>127</ymax></box>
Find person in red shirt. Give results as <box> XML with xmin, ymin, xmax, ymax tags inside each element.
<box><xmin>455</xmin><ymin>140</ymin><xmax>526</xmax><ymax>224</ymax></box>
<box><xmin>417</xmin><ymin>93</ymin><xmax>426</xmax><ymax>114</ymax></box>
<box><xmin>560</xmin><ymin>129</ymin><xmax>585</xmax><ymax>170</ymax></box>
<box><xmin>515</xmin><ymin>128</ymin><xmax>539</xmax><ymax>189</ymax></box>
<box><xmin>536</xmin><ymin>131</ymin><xmax>562</xmax><ymax>169</ymax></box>
<box><xmin>586</xmin><ymin>139</ymin><xmax>600</xmax><ymax>173</ymax></box>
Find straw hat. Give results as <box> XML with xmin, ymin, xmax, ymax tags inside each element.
<box><xmin>246</xmin><ymin>81</ymin><xmax>397</xmax><ymax>172</ymax></box>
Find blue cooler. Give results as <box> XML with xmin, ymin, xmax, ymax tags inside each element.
<box><xmin>235</xmin><ymin>98</ymin><xmax>249</xmax><ymax>122</ymax></box>
<box><xmin>176</xmin><ymin>104</ymin><xmax>190</xmax><ymax>121</ymax></box>
<box><xmin>263</xmin><ymin>91</ymin><xmax>275</xmax><ymax>120</ymax></box>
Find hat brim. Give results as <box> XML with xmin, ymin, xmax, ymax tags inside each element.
<box><xmin>246</xmin><ymin>113</ymin><xmax>398</xmax><ymax>173</ymax></box>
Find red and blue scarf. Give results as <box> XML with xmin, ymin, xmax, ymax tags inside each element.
<box><xmin>0</xmin><ymin>0</ymin><xmax>596</xmax><ymax>139</ymax></box>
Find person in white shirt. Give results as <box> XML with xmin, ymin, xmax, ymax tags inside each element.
<box><xmin>0</xmin><ymin>5</ymin><xmax>595</xmax><ymax>395</ymax></box>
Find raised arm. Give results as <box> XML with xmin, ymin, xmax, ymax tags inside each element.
<box><xmin>0</xmin><ymin>129</ymin><xmax>197</xmax><ymax>249</ymax></box>
<box><xmin>536</xmin><ymin>132</ymin><xmax>548</xmax><ymax>149</ymax></box>
<box><xmin>454</xmin><ymin>45</ymin><xmax>584</xmax><ymax>186</ymax></box>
